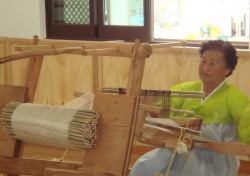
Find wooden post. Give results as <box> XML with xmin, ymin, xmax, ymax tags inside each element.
<box><xmin>126</xmin><ymin>39</ymin><xmax>152</xmax><ymax>96</ymax></box>
<box><xmin>23</xmin><ymin>35</ymin><xmax>44</xmax><ymax>102</ymax></box>
<box><xmin>123</xmin><ymin>39</ymin><xmax>152</xmax><ymax>175</ymax></box>
<box><xmin>9</xmin><ymin>35</ymin><xmax>44</xmax><ymax>176</ymax></box>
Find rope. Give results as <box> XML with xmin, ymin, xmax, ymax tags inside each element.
<box><xmin>182</xmin><ymin>118</ymin><xmax>191</xmax><ymax>159</ymax></box>
<box><xmin>154</xmin><ymin>129</ymin><xmax>185</xmax><ymax>176</ymax></box>
<box><xmin>52</xmin><ymin>148</ymin><xmax>69</xmax><ymax>161</ymax></box>
<box><xmin>164</xmin><ymin>127</ymin><xmax>185</xmax><ymax>176</ymax></box>
<box><xmin>154</xmin><ymin>118</ymin><xmax>191</xmax><ymax>176</ymax></box>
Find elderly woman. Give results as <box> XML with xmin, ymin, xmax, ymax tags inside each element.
<box><xmin>130</xmin><ymin>40</ymin><xmax>250</xmax><ymax>176</ymax></box>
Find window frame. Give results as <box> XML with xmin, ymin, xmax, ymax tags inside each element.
<box><xmin>45</xmin><ymin>0</ymin><xmax>97</xmax><ymax>40</ymax></box>
<box><xmin>45</xmin><ymin>0</ymin><xmax>151</xmax><ymax>42</ymax></box>
<box><xmin>97</xmin><ymin>0</ymin><xmax>151</xmax><ymax>42</ymax></box>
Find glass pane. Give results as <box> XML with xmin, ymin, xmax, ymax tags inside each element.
<box><xmin>104</xmin><ymin>0</ymin><xmax>144</xmax><ymax>26</ymax></box>
<box><xmin>53</xmin><ymin>0</ymin><xmax>90</xmax><ymax>24</ymax></box>
<box><xmin>153</xmin><ymin>0</ymin><xmax>250</xmax><ymax>41</ymax></box>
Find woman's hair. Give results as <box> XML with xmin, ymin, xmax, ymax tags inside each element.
<box><xmin>199</xmin><ymin>40</ymin><xmax>238</xmax><ymax>77</ymax></box>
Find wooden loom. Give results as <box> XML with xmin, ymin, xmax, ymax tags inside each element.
<box><xmin>0</xmin><ymin>36</ymin><xmax>250</xmax><ymax>176</ymax></box>
<box><xmin>0</xmin><ymin>35</ymin><xmax>153</xmax><ymax>176</ymax></box>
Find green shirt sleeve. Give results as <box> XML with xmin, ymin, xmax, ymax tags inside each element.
<box><xmin>226</xmin><ymin>86</ymin><xmax>250</xmax><ymax>143</ymax></box>
<box><xmin>238</xmin><ymin>103</ymin><xmax>250</xmax><ymax>144</ymax></box>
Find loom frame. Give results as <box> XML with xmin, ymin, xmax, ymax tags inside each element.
<box><xmin>0</xmin><ymin>35</ymin><xmax>152</xmax><ymax>176</ymax></box>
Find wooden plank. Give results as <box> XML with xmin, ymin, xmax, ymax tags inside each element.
<box><xmin>82</xmin><ymin>94</ymin><xmax>138</xmax><ymax>175</ymax></box>
<box><xmin>134</xmin><ymin>109</ymin><xmax>147</xmax><ymax>136</ymax></box>
<box><xmin>0</xmin><ymin>84</ymin><xmax>26</xmax><ymax>110</ymax></box>
<box><xmin>0</xmin><ymin>84</ymin><xmax>26</xmax><ymax>145</ymax></box>
<box><xmin>140</xmin><ymin>104</ymin><xmax>195</xmax><ymax>115</ymax></box>
<box><xmin>239</xmin><ymin>160</ymin><xmax>250</xmax><ymax>175</ymax></box>
<box><xmin>15</xmin><ymin>44</ymin><xmax>53</xmax><ymax>52</ymax></box>
<box><xmin>0</xmin><ymin>156</ymin><xmax>82</xmax><ymax>176</ymax></box>
<box><xmin>43</xmin><ymin>168</ymin><xmax>110</xmax><ymax>176</ymax></box>
<box><xmin>197</xmin><ymin>142</ymin><xmax>250</xmax><ymax>155</ymax></box>
<box><xmin>136</xmin><ymin>135</ymin><xmax>193</xmax><ymax>150</ymax></box>
<box><xmin>145</xmin><ymin>119</ymin><xmax>201</xmax><ymax>136</ymax></box>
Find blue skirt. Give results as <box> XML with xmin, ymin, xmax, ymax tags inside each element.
<box><xmin>130</xmin><ymin>147</ymin><xmax>239</xmax><ymax>176</ymax></box>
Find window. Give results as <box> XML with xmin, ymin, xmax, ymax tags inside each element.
<box><xmin>46</xmin><ymin>0</ymin><xmax>96</xmax><ymax>40</ymax></box>
<box><xmin>46</xmin><ymin>0</ymin><xmax>249</xmax><ymax>43</ymax></box>
<box><xmin>152</xmin><ymin>0</ymin><xmax>250</xmax><ymax>42</ymax></box>
<box><xmin>103</xmin><ymin>0</ymin><xmax>144</xmax><ymax>26</ymax></box>
<box><xmin>45</xmin><ymin>0</ymin><xmax>151</xmax><ymax>42</ymax></box>
<box><xmin>98</xmin><ymin>0</ymin><xmax>150</xmax><ymax>41</ymax></box>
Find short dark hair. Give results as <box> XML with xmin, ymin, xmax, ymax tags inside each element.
<box><xmin>199</xmin><ymin>40</ymin><xmax>238</xmax><ymax>77</ymax></box>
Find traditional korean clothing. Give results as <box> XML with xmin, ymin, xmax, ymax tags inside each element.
<box><xmin>130</xmin><ymin>80</ymin><xmax>250</xmax><ymax>176</ymax></box>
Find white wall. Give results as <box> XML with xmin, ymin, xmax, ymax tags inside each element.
<box><xmin>0</xmin><ymin>0</ymin><xmax>46</xmax><ymax>39</ymax></box>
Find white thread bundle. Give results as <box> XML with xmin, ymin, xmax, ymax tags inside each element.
<box><xmin>0</xmin><ymin>101</ymin><xmax>99</xmax><ymax>149</ymax></box>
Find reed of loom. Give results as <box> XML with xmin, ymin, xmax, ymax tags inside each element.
<box><xmin>0</xmin><ymin>101</ymin><xmax>99</xmax><ymax>149</ymax></box>
<box><xmin>101</xmin><ymin>87</ymin><xmax>204</xmax><ymax>100</ymax></box>
<box><xmin>101</xmin><ymin>87</ymin><xmax>204</xmax><ymax>117</ymax></box>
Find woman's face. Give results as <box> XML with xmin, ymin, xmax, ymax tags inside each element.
<box><xmin>199</xmin><ymin>50</ymin><xmax>231</xmax><ymax>85</ymax></box>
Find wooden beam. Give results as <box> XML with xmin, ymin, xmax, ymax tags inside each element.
<box><xmin>0</xmin><ymin>47</ymin><xmax>86</xmax><ymax>65</ymax></box>
<box><xmin>43</xmin><ymin>168</ymin><xmax>111</xmax><ymax>176</ymax></box>
<box><xmin>0</xmin><ymin>47</ymin><xmax>146</xmax><ymax>65</ymax></box>
<box><xmin>0</xmin><ymin>156</ymin><xmax>82</xmax><ymax>176</ymax></box>
<box><xmin>0</xmin><ymin>42</ymin><xmax>152</xmax><ymax>65</ymax></box>
<box><xmin>15</xmin><ymin>44</ymin><xmax>54</xmax><ymax>52</ymax></box>
<box><xmin>197</xmin><ymin>142</ymin><xmax>250</xmax><ymax>155</ymax></box>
